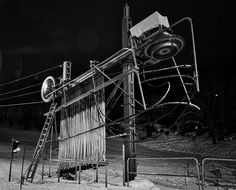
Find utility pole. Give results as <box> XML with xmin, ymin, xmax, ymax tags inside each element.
<box><xmin>121</xmin><ymin>2</ymin><xmax>136</xmax><ymax>181</ymax></box>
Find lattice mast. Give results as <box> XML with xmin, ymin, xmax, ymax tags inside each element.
<box><xmin>122</xmin><ymin>2</ymin><xmax>137</xmax><ymax>181</ymax></box>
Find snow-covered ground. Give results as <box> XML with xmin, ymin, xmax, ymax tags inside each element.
<box><xmin>141</xmin><ymin>133</ymin><xmax>236</xmax><ymax>158</ymax></box>
<box><xmin>1</xmin><ymin>126</ymin><xmax>236</xmax><ymax>190</ymax></box>
<box><xmin>0</xmin><ymin>157</ymin><xmax>180</xmax><ymax>190</ymax></box>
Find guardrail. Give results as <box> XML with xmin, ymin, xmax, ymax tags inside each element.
<box><xmin>38</xmin><ymin>156</ymin><xmax>236</xmax><ymax>190</ymax></box>
<box><xmin>127</xmin><ymin>157</ymin><xmax>201</xmax><ymax>190</ymax></box>
<box><xmin>201</xmin><ymin>158</ymin><xmax>236</xmax><ymax>190</ymax></box>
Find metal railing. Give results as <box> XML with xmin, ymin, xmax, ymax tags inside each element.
<box><xmin>127</xmin><ymin>157</ymin><xmax>201</xmax><ymax>190</ymax></box>
<box><xmin>201</xmin><ymin>158</ymin><xmax>236</xmax><ymax>190</ymax></box>
<box><xmin>38</xmin><ymin>155</ymin><xmax>236</xmax><ymax>190</ymax></box>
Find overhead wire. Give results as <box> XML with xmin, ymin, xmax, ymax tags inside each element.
<box><xmin>5</xmin><ymin>38</ymin><xmax>198</xmax><ymax>142</ymax></box>
<box><xmin>106</xmin><ymin>85</ymin><xmax>191</xmax><ymax>129</ymax></box>
<box><xmin>103</xmin><ymin>62</ymin><xmax>200</xmax><ymax>143</ymax></box>
<box><xmin>0</xmin><ymin>90</ymin><xmax>40</xmax><ymax>101</ymax></box>
<box><xmin>0</xmin><ymin>64</ymin><xmax>62</xmax><ymax>88</ymax></box>
<box><xmin>0</xmin><ymin>64</ymin><xmax>62</xmax><ymax>107</ymax></box>
<box><xmin>56</xmin><ymin>75</ymin><xmax>199</xmax><ymax>144</ymax></box>
<box><xmin>58</xmin><ymin>58</ymin><xmax>199</xmax><ymax>143</ymax></box>
<box><xmin>0</xmin><ymin>82</ymin><xmax>41</xmax><ymax>96</ymax></box>
<box><xmin>0</xmin><ymin>101</ymin><xmax>44</xmax><ymax>107</ymax></box>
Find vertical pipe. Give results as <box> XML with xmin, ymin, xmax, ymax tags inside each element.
<box><xmin>42</xmin><ymin>158</ymin><xmax>45</xmax><ymax>180</ymax></box>
<box><xmin>8</xmin><ymin>138</ymin><xmax>14</xmax><ymax>182</ymax></box>
<box><xmin>54</xmin><ymin>114</ymin><xmax>58</xmax><ymax>140</ymax></box>
<box><xmin>105</xmin><ymin>164</ymin><xmax>107</xmax><ymax>188</ymax></box>
<box><xmin>57</xmin><ymin>162</ymin><xmax>60</xmax><ymax>182</ymax></box>
<box><xmin>122</xmin><ymin>2</ymin><xmax>137</xmax><ymax>183</ymax></box>
<box><xmin>187</xmin><ymin>162</ymin><xmax>190</xmax><ymax>176</ymax></box>
<box><xmin>127</xmin><ymin>158</ymin><xmax>130</xmax><ymax>187</ymax></box>
<box><xmin>122</xmin><ymin>144</ymin><xmax>125</xmax><ymax>186</ymax></box>
<box><xmin>188</xmin><ymin>18</ymin><xmax>200</xmax><ymax>92</ymax></box>
<box><xmin>169</xmin><ymin>17</ymin><xmax>200</xmax><ymax>92</ymax></box>
<box><xmin>96</xmin><ymin>162</ymin><xmax>98</xmax><ymax>182</ymax></box>
<box><xmin>164</xmin><ymin>160</ymin><xmax>167</xmax><ymax>183</ymax></box>
<box><xmin>172</xmin><ymin>57</ymin><xmax>191</xmax><ymax>102</ymax></box>
<box><xmin>20</xmin><ymin>144</ymin><xmax>26</xmax><ymax>190</ymax></box>
<box><xmin>130</xmin><ymin>42</ymin><xmax>146</xmax><ymax>110</ymax></box>
<box><xmin>78</xmin><ymin>162</ymin><xmax>81</xmax><ymax>184</ymax></box>
<box><xmin>185</xmin><ymin>162</ymin><xmax>189</xmax><ymax>186</ymax></box>
<box><xmin>75</xmin><ymin>161</ymin><xmax>77</xmax><ymax>181</ymax></box>
<box><xmin>49</xmin><ymin>125</ymin><xmax>54</xmax><ymax>177</ymax></box>
<box><xmin>195</xmin><ymin>161</ymin><xmax>201</xmax><ymax>190</ymax></box>
<box><xmin>201</xmin><ymin>159</ymin><xmax>205</xmax><ymax>190</ymax></box>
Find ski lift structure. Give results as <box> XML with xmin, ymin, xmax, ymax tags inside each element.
<box><xmin>25</xmin><ymin>5</ymin><xmax>200</xmax><ymax>183</ymax></box>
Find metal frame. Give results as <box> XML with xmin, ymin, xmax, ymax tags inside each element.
<box><xmin>46</xmin><ymin>17</ymin><xmax>201</xmax><ymax>134</ymax></box>
<box><xmin>55</xmin><ymin>47</ymin><xmax>146</xmax><ymax>113</ymax></box>
<box><xmin>55</xmin><ymin>17</ymin><xmax>200</xmax><ymax>112</ymax></box>
<box><xmin>41</xmin><ymin>158</ymin><xmax>108</xmax><ymax>188</ymax></box>
<box><xmin>201</xmin><ymin>157</ymin><xmax>236</xmax><ymax>190</ymax></box>
<box><xmin>127</xmin><ymin>157</ymin><xmax>201</xmax><ymax>190</ymax></box>
<box><xmin>132</xmin><ymin>17</ymin><xmax>199</xmax><ymax>93</ymax></box>
<box><xmin>49</xmin><ymin>16</ymin><xmax>201</xmax><ymax>187</ymax></box>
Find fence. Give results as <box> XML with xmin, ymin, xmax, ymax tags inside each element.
<box><xmin>202</xmin><ymin>158</ymin><xmax>236</xmax><ymax>190</ymax></box>
<box><xmin>41</xmin><ymin>158</ymin><xmax>108</xmax><ymax>188</ymax></box>
<box><xmin>127</xmin><ymin>157</ymin><xmax>201</xmax><ymax>190</ymax></box>
<box><xmin>37</xmin><ymin>156</ymin><xmax>236</xmax><ymax>190</ymax></box>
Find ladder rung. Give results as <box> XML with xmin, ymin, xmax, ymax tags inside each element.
<box><xmin>25</xmin><ymin>102</ymin><xmax>57</xmax><ymax>183</ymax></box>
<box><xmin>35</xmin><ymin>149</ymin><xmax>40</xmax><ymax>153</ymax></box>
<box><xmin>38</xmin><ymin>144</ymin><xmax>43</xmax><ymax>148</ymax></box>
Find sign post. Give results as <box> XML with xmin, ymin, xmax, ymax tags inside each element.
<box><xmin>8</xmin><ymin>139</ymin><xmax>14</xmax><ymax>182</ymax></box>
<box><xmin>9</xmin><ymin>138</ymin><xmax>21</xmax><ymax>182</ymax></box>
<box><xmin>20</xmin><ymin>144</ymin><xmax>26</xmax><ymax>189</ymax></box>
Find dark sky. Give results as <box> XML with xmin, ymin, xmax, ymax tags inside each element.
<box><xmin>0</xmin><ymin>0</ymin><xmax>235</xmax><ymax>83</ymax></box>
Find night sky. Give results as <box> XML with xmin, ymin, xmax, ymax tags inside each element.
<box><xmin>0</xmin><ymin>0</ymin><xmax>235</xmax><ymax>100</ymax></box>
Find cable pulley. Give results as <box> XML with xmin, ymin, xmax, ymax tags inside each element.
<box><xmin>41</xmin><ymin>76</ymin><xmax>55</xmax><ymax>103</ymax></box>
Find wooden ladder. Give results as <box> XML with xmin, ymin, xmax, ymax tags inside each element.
<box><xmin>24</xmin><ymin>102</ymin><xmax>57</xmax><ymax>182</ymax></box>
